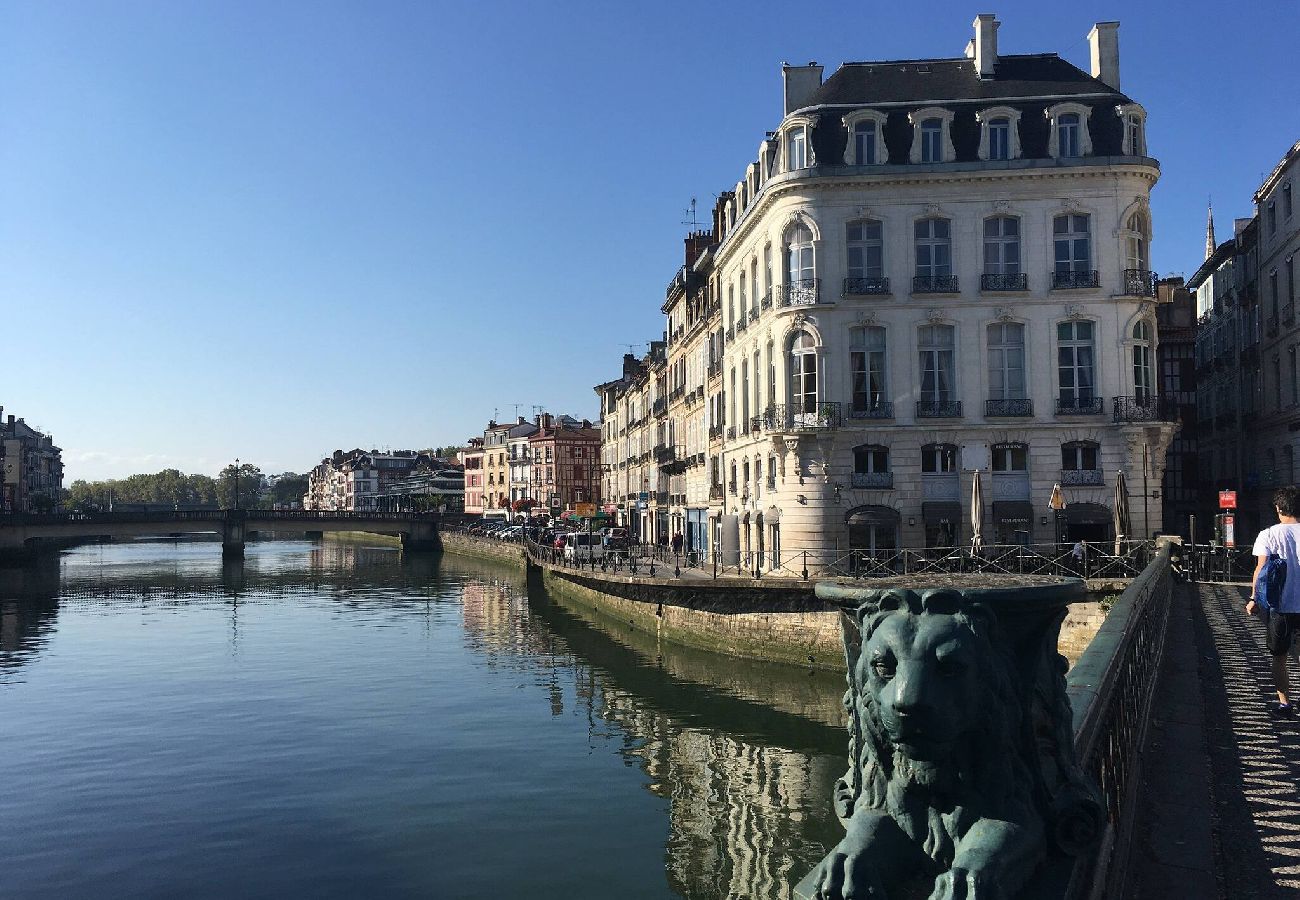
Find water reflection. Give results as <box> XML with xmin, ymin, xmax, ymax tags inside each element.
<box><xmin>0</xmin><ymin>541</ymin><xmax>844</xmax><ymax>899</ymax></box>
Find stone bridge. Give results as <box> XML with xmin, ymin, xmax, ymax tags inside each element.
<box><xmin>0</xmin><ymin>510</ymin><xmax>458</xmax><ymax>561</ymax></box>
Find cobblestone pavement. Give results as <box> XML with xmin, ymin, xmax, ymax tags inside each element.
<box><xmin>1129</xmin><ymin>582</ymin><xmax>1300</xmax><ymax>899</ymax></box>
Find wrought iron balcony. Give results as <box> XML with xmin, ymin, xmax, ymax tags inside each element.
<box><xmin>916</xmin><ymin>400</ymin><xmax>962</xmax><ymax>418</ymax></box>
<box><xmin>748</xmin><ymin>308</ymin><xmax>760</xmax><ymax>324</ymax></box>
<box><xmin>1051</xmin><ymin>269</ymin><xmax>1100</xmax><ymax>290</ymax></box>
<box><xmin>728</xmin><ymin>480</ymin><xmax>737</xmax><ymax>495</ymax></box>
<box><xmin>1056</xmin><ymin>397</ymin><xmax>1104</xmax><ymax>415</ymax></box>
<box><xmin>726</xmin><ymin>425</ymin><xmax>736</xmax><ymax>440</ymax></box>
<box><xmin>847</xmin><ymin>402</ymin><xmax>894</xmax><ymax>420</ymax></box>
<box><xmin>652</xmin><ymin>398</ymin><xmax>667</xmax><ymax>417</ymax></box>
<box><xmin>709</xmin><ymin>484</ymin><xmax>724</xmax><ymax>501</ymax></box>
<box><xmin>1061</xmin><ymin>469</ymin><xmax>1104</xmax><ymax>486</ymax></box>
<box><xmin>1113</xmin><ymin>396</ymin><xmax>1179</xmax><ymax>423</ymax></box>
<box><xmin>1123</xmin><ymin>269</ymin><xmax>1156</xmax><ymax>297</ymax></box>
<box><xmin>851</xmin><ymin>472</ymin><xmax>894</xmax><ymax>489</ymax></box>
<box><xmin>708</xmin><ymin>425</ymin><xmax>724</xmax><ymax>441</ymax></box>
<box><xmin>707</xmin><ymin>361</ymin><xmax>722</xmax><ymax>380</ymax></box>
<box><xmin>782</xmin><ymin>278</ymin><xmax>820</xmax><ymax>307</ymax></box>
<box><xmin>760</xmin><ymin>289</ymin><xmax>773</xmax><ymax>311</ymax></box>
<box><xmin>668</xmin><ymin>386</ymin><xmax>684</xmax><ymax>401</ymax></box>
<box><xmin>758</xmin><ymin>402</ymin><xmax>842</xmax><ymax>430</ymax></box>
<box><xmin>843</xmin><ymin>276</ymin><xmax>891</xmax><ymax>296</ymax></box>
<box><xmin>913</xmin><ymin>275</ymin><xmax>960</xmax><ymax>294</ymax></box>
<box><xmin>750</xmin><ymin>415</ymin><xmax>765</xmax><ymax>433</ymax></box>
<box><xmin>980</xmin><ymin>273</ymin><xmax>1028</xmax><ymax>292</ymax></box>
<box><xmin>985</xmin><ymin>398</ymin><xmax>1034</xmax><ymax>417</ymax></box>
<box><xmin>736</xmin><ymin>316</ymin><xmax>747</xmax><ymax>333</ymax></box>
<box><xmin>725</xmin><ymin>326</ymin><xmax>734</xmax><ymax>342</ymax></box>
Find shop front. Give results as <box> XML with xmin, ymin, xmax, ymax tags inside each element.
<box><xmin>992</xmin><ymin>501</ymin><xmax>1034</xmax><ymax>545</ymax></box>
<box><xmin>1065</xmin><ymin>502</ymin><xmax>1112</xmax><ymax>543</ymax></box>
<box><xmin>922</xmin><ymin>501</ymin><xmax>962</xmax><ymax>549</ymax></box>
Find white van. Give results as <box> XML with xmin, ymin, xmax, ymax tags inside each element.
<box><xmin>563</xmin><ymin>532</ymin><xmax>606</xmax><ymax>563</ymax></box>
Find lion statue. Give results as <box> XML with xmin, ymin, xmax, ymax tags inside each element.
<box><xmin>806</xmin><ymin>587</ymin><xmax>1100</xmax><ymax>900</ymax></box>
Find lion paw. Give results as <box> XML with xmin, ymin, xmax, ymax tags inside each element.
<box><xmin>811</xmin><ymin>847</ymin><xmax>888</xmax><ymax>900</ymax></box>
<box><xmin>927</xmin><ymin>867</ymin><xmax>1005</xmax><ymax>900</ymax></box>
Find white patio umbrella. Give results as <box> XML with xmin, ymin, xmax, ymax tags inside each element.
<box><xmin>1114</xmin><ymin>470</ymin><xmax>1131</xmax><ymax>556</ymax></box>
<box><xmin>970</xmin><ymin>469</ymin><xmax>984</xmax><ymax>553</ymax></box>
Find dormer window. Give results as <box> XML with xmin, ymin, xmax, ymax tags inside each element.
<box><xmin>976</xmin><ymin>107</ymin><xmax>1022</xmax><ymax>161</ymax></box>
<box><xmin>786</xmin><ymin>125</ymin><xmax>808</xmax><ymax>171</ymax></box>
<box><xmin>908</xmin><ymin>108</ymin><xmax>956</xmax><ymax>164</ymax></box>
<box><xmin>1046</xmin><ymin>103</ymin><xmax>1093</xmax><ymax>159</ymax></box>
<box><xmin>1115</xmin><ymin>103</ymin><xmax>1147</xmax><ymax>156</ymax></box>
<box><xmin>842</xmin><ymin>110</ymin><xmax>890</xmax><ymax>166</ymax></box>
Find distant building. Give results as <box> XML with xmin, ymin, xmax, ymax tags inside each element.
<box><xmin>1154</xmin><ymin>277</ymin><xmax>1198</xmax><ymax>536</ymax></box>
<box><xmin>529</xmin><ymin>414</ymin><xmax>602</xmax><ymax>515</ymax></box>
<box><xmin>462</xmin><ymin>438</ymin><xmax>485</xmax><ymax>516</ymax></box>
<box><xmin>0</xmin><ymin>408</ymin><xmax>63</xmax><ymax>512</ymax></box>
<box><xmin>304</xmin><ymin>449</ymin><xmax>435</xmax><ymax>511</ymax></box>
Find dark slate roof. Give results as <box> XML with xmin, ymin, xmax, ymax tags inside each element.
<box><xmin>806</xmin><ymin>54</ymin><xmax>1130</xmax><ymax>107</ymax></box>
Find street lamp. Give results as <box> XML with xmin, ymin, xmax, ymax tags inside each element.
<box><xmin>234</xmin><ymin>458</ymin><xmax>240</xmax><ymax>511</ymax></box>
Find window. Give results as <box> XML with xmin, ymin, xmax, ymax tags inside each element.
<box><xmin>1288</xmin><ymin>257</ymin><xmax>1295</xmax><ymax>305</ymax></box>
<box><xmin>854</xmin><ymin>445</ymin><xmax>889</xmax><ymax>473</ymax></box>
<box><xmin>987</xmin><ymin>322</ymin><xmax>1026</xmax><ymax>400</ymax></box>
<box><xmin>983</xmin><ymin>217</ymin><xmax>1020</xmax><ymax>274</ymax></box>
<box><xmin>847</xmin><ymin>220</ymin><xmax>883</xmax><ymax>280</ymax></box>
<box><xmin>921</xmin><ymin>443</ymin><xmax>958</xmax><ymax>473</ymax></box>
<box><xmin>1053</xmin><ymin>214</ymin><xmax>1092</xmax><ymax>274</ymax></box>
<box><xmin>1057</xmin><ymin>113</ymin><xmax>1081</xmax><ymax>157</ymax></box>
<box><xmin>766</xmin><ymin>340</ymin><xmax>776</xmax><ymax>408</ymax></box>
<box><xmin>763</xmin><ymin>245</ymin><xmax>773</xmax><ymax>299</ymax></box>
<box><xmin>786</xmin><ymin>223</ymin><xmax>815</xmax><ymax>284</ymax></box>
<box><xmin>1127</xmin><ymin>211</ymin><xmax>1149</xmax><ymax>272</ymax></box>
<box><xmin>915</xmin><ymin>218</ymin><xmax>951</xmax><ymax>277</ymax></box>
<box><xmin>1272</xmin><ymin>270</ymin><xmax>1280</xmax><ymax>317</ymax></box>
<box><xmin>991</xmin><ymin>443</ymin><xmax>1028</xmax><ymax>472</ymax></box>
<box><xmin>750</xmin><ymin>259</ymin><xmax>759</xmax><ymax>314</ymax></box>
<box><xmin>739</xmin><ymin>273</ymin><xmax>747</xmax><ymax>315</ymax></box>
<box><xmin>1291</xmin><ymin>348</ymin><xmax>1299</xmax><ymax>407</ymax></box>
<box><xmin>920</xmin><ymin>118</ymin><xmax>943</xmax><ymax>163</ymax></box>
<box><xmin>918</xmin><ymin>324</ymin><xmax>955</xmax><ymax>404</ymax></box>
<box><xmin>988</xmin><ymin>118</ymin><xmax>1011</xmax><ymax>160</ymax></box>
<box><xmin>1286</xmin><ymin>182</ymin><xmax>1294</xmax><ymax>220</ymax></box>
<box><xmin>854</xmin><ymin>120</ymin><xmax>877</xmax><ymax>165</ymax></box>
<box><xmin>1058</xmin><ymin>320</ymin><xmax>1096</xmax><ymax>407</ymax></box>
<box><xmin>789</xmin><ymin>330</ymin><xmax>818</xmax><ymax>416</ymax></box>
<box><xmin>1062</xmin><ymin>441</ymin><xmax>1099</xmax><ymax>471</ymax></box>
<box><xmin>1126</xmin><ymin>114</ymin><xmax>1144</xmax><ymax>155</ymax></box>
<box><xmin>850</xmin><ymin>326</ymin><xmax>887</xmax><ymax>414</ymax></box>
<box><xmin>1269</xmin><ymin>202</ymin><xmax>1277</xmax><ymax>237</ymax></box>
<box><xmin>786</xmin><ymin>125</ymin><xmax>807</xmax><ymax>170</ymax></box>
<box><xmin>1133</xmin><ymin>320</ymin><xmax>1153</xmax><ymax>404</ymax></box>
<box><xmin>741</xmin><ymin>360</ymin><xmax>750</xmax><ymax>428</ymax></box>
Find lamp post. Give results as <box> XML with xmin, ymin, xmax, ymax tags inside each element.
<box><xmin>233</xmin><ymin>458</ymin><xmax>240</xmax><ymax>511</ymax></box>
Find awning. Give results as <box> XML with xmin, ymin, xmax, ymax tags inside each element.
<box><xmin>1065</xmin><ymin>502</ymin><xmax>1112</xmax><ymax>524</ymax></box>
<box><xmin>993</xmin><ymin>501</ymin><xmax>1034</xmax><ymax>525</ymax></box>
<box><xmin>922</xmin><ymin>502</ymin><xmax>962</xmax><ymax>525</ymax></box>
<box><xmin>846</xmin><ymin>505</ymin><xmax>901</xmax><ymax>526</ymax></box>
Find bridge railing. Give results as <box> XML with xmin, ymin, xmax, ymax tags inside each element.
<box><xmin>0</xmin><ymin>509</ymin><xmax>457</xmax><ymax>527</ymax></box>
<box><xmin>1064</xmin><ymin>541</ymin><xmax>1176</xmax><ymax>898</ymax></box>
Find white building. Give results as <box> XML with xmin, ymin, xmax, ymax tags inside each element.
<box><xmin>605</xmin><ymin>15</ymin><xmax>1176</xmax><ymax>563</ymax></box>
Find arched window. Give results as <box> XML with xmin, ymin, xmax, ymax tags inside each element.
<box><xmin>788</xmin><ymin>330</ymin><xmax>818</xmax><ymax>421</ymax></box>
<box><xmin>786</xmin><ymin>125</ymin><xmax>808</xmax><ymax>170</ymax></box>
<box><xmin>1133</xmin><ymin>320</ymin><xmax>1154</xmax><ymax>405</ymax></box>
<box><xmin>785</xmin><ymin>223</ymin><xmax>816</xmax><ymax>305</ymax></box>
<box><xmin>1127</xmin><ymin>211</ymin><xmax>1150</xmax><ymax>273</ymax></box>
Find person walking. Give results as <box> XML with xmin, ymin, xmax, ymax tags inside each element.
<box><xmin>1247</xmin><ymin>485</ymin><xmax>1300</xmax><ymax>718</ymax></box>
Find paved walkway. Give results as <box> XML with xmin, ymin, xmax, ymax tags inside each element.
<box><xmin>1126</xmin><ymin>581</ymin><xmax>1300</xmax><ymax>899</ymax></box>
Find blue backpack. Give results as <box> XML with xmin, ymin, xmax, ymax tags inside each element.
<box><xmin>1258</xmin><ymin>554</ymin><xmax>1288</xmax><ymax>612</ymax></box>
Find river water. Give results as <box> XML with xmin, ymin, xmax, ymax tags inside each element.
<box><xmin>0</xmin><ymin>539</ymin><xmax>846</xmax><ymax>899</ymax></box>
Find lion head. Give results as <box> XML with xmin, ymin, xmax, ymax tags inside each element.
<box><xmin>835</xmin><ymin>589</ymin><xmax>1038</xmax><ymax>868</ymax></box>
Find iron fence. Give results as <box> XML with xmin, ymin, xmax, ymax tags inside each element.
<box><xmin>980</xmin><ymin>273</ymin><xmax>1028</xmax><ymax>291</ymax></box>
<box><xmin>1052</xmin><ymin>269</ymin><xmax>1100</xmax><ymax>289</ymax></box>
<box><xmin>842</xmin><ymin>276</ymin><xmax>890</xmax><ymax>296</ymax></box>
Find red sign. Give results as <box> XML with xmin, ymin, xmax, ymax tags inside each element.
<box><xmin>1219</xmin><ymin>490</ymin><xmax>1237</xmax><ymax>509</ymax></box>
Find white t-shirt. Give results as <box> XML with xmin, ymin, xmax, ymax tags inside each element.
<box><xmin>1253</xmin><ymin>523</ymin><xmax>1300</xmax><ymax>613</ymax></box>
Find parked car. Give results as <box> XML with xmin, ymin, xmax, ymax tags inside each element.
<box><xmin>603</xmin><ymin>528</ymin><xmax>629</xmax><ymax>551</ymax></box>
<box><xmin>563</xmin><ymin>533</ymin><xmax>605</xmax><ymax>563</ymax></box>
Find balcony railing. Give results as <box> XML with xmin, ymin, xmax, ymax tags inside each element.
<box><xmin>708</xmin><ymin>425</ymin><xmax>723</xmax><ymax>441</ymax></box>
<box><xmin>760</xmin><ymin>290</ymin><xmax>773</xmax><ymax>311</ymax></box>
<box><xmin>1056</xmin><ymin>397</ymin><xmax>1105</xmax><ymax>415</ymax></box>
<box><xmin>758</xmin><ymin>402</ymin><xmax>842</xmax><ymax>430</ymax></box>
<box><xmin>1123</xmin><ymin>269</ymin><xmax>1156</xmax><ymax>297</ymax></box>
<box><xmin>1062</xmin><ymin>469</ymin><xmax>1104</xmax><ymax>486</ymax></box>
<box><xmin>709</xmin><ymin>484</ymin><xmax>724</xmax><ymax>501</ymax></box>
<box><xmin>1052</xmin><ymin>269</ymin><xmax>1100</xmax><ymax>290</ymax></box>
<box><xmin>913</xmin><ymin>274</ymin><xmax>960</xmax><ymax>294</ymax></box>
<box><xmin>781</xmin><ymin>278</ymin><xmax>820</xmax><ymax>307</ymax></box>
<box><xmin>725</xmin><ymin>326</ymin><xmax>735</xmax><ymax>342</ymax></box>
<box><xmin>850</xmin><ymin>472</ymin><xmax>894</xmax><ymax>489</ymax></box>
<box><xmin>986</xmin><ymin>398</ymin><xmax>1034</xmax><ymax>417</ymax></box>
<box><xmin>736</xmin><ymin>316</ymin><xmax>747</xmax><ymax>333</ymax></box>
<box><xmin>726</xmin><ymin>426</ymin><xmax>736</xmax><ymax>440</ymax></box>
<box><xmin>847</xmin><ymin>402</ymin><xmax>894</xmax><ymax>420</ymax></box>
<box><xmin>748</xmin><ymin>308</ymin><xmax>759</xmax><ymax>324</ymax></box>
<box><xmin>652</xmin><ymin>398</ymin><xmax>667</xmax><ymax>417</ymax></box>
<box><xmin>916</xmin><ymin>400</ymin><xmax>963</xmax><ymax>418</ymax></box>
<box><xmin>980</xmin><ymin>273</ymin><xmax>1028</xmax><ymax>292</ymax></box>
<box><xmin>843</xmin><ymin>276</ymin><xmax>890</xmax><ymax>296</ymax></box>
<box><xmin>1113</xmin><ymin>396</ymin><xmax>1179</xmax><ymax>424</ymax></box>
<box><xmin>707</xmin><ymin>361</ymin><xmax>722</xmax><ymax>380</ymax></box>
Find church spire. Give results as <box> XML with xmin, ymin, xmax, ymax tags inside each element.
<box><xmin>1205</xmin><ymin>200</ymin><xmax>1216</xmax><ymax>260</ymax></box>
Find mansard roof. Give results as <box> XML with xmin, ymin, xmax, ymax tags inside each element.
<box><xmin>807</xmin><ymin>54</ymin><xmax>1130</xmax><ymax>108</ymax></box>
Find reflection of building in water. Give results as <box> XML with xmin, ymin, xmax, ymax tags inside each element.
<box><xmin>597</xmin><ymin>686</ymin><xmax>838</xmax><ymax>900</ymax></box>
<box><xmin>0</xmin><ymin>597</ymin><xmax>61</xmax><ymax>682</ymax></box>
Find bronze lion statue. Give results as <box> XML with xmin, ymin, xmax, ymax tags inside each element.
<box><xmin>807</xmin><ymin>587</ymin><xmax>1100</xmax><ymax>900</ymax></box>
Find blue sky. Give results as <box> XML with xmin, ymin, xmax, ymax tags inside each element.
<box><xmin>4</xmin><ymin>0</ymin><xmax>1298</xmax><ymax>481</ymax></box>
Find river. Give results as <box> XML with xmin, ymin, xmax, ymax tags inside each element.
<box><xmin>0</xmin><ymin>539</ymin><xmax>846</xmax><ymax>899</ymax></box>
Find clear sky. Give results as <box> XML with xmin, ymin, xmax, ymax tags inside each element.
<box><xmin>4</xmin><ymin>0</ymin><xmax>1298</xmax><ymax>482</ymax></box>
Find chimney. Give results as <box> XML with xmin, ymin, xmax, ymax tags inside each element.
<box><xmin>1087</xmin><ymin>22</ymin><xmax>1120</xmax><ymax>90</ymax></box>
<box><xmin>782</xmin><ymin>61</ymin><xmax>823</xmax><ymax>114</ymax></box>
<box><xmin>972</xmin><ymin>14</ymin><xmax>999</xmax><ymax>79</ymax></box>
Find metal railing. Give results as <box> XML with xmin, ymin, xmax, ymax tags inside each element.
<box><xmin>781</xmin><ymin>278</ymin><xmax>820</xmax><ymax>307</ymax></box>
<box><xmin>843</xmin><ymin>276</ymin><xmax>890</xmax><ymax>296</ymax></box>
<box><xmin>760</xmin><ymin>289</ymin><xmax>773</xmax><ymax>311</ymax></box>
<box><xmin>985</xmin><ymin>398</ymin><xmax>1033</xmax><ymax>417</ymax></box>
<box><xmin>917</xmin><ymin>400</ymin><xmax>963</xmax><ymax>418</ymax></box>
<box><xmin>757</xmin><ymin>402</ymin><xmax>843</xmax><ymax>430</ymax></box>
<box><xmin>980</xmin><ymin>273</ymin><xmax>1028</xmax><ymax>291</ymax></box>
<box><xmin>1061</xmin><ymin>468</ymin><xmax>1104</xmax><ymax>486</ymax></box>
<box><xmin>913</xmin><ymin>274</ymin><xmax>960</xmax><ymax>293</ymax></box>
<box><xmin>1112</xmin><ymin>396</ymin><xmax>1178</xmax><ymax>423</ymax></box>
<box><xmin>847</xmin><ymin>402</ymin><xmax>894</xmax><ymax>420</ymax></box>
<box><xmin>1066</xmin><ymin>543</ymin><xmax>1175</xmax><ymax>898</ymax></box>
<box><xmin>1057</xmin><ymin>397</ymin><xmax>1105</xmax><ymax>415</ymax></box>
<box><xmin>1052</xmin><ymin>269</ymin><xmax>1100</xmax><ymax>290</ymax></box>
<box><xmin>1123</xmin><ymin>268</ymin><xmax>1156</xmax><ymax>297</ymax></box>
<box><xmin>850</xmin><ymin>472</ymin><xmax>893</xmax><ymax>489</ymax></box>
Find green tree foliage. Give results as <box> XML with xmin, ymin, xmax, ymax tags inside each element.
<box><xmin>270</xmin><ymin>474</ymin><xmax>308</xmax><ymax>507</ymax></box>
<box><xmin>216</xmin><ymin>462</ymin><xmax>264</xmax><ymax>510</ymax></box>
<box><xmin>63</xmin><ymin>468</ymin><xmax>219</xmax><ymax>511</ymax></box>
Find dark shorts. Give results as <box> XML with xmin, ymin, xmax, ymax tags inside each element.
<box><xmin>1267</xmin><ymin>611</ymin><xmax>1300</xmax><ymax>657</ymax></box>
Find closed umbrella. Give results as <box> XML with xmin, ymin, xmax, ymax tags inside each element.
<box><xmin>970</xmin><ymin>469</ymin><xmax>984</xmax><ymax>554</ymax></box>
<box><xmin>1114</xmin><ymin>470</ymin><xmax>1131</xmax><ymax>556</ymax></box>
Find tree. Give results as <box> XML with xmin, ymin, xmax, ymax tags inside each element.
<box><xmin>217</xmin><ymin>462</ymin><xmax>264</xmax><ymax>510</ymax></box>
<box><xmin>270</xmin><ymin>474</ymin><xmax>308</xmax><ymax>508</ymax></box>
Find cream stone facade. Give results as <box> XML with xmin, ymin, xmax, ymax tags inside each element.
<box><xmin>601</xmin><ymin>16</ymin><xmax>1177</xmax><ymax>564</ymax></box>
